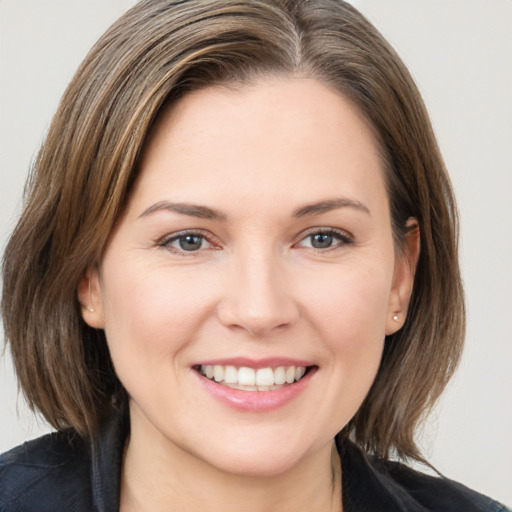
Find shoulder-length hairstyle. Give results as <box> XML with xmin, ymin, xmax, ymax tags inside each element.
<box><xmin>2</xmin><ymin>0</ymin><xmax>464</xmax><ymax>463</ymax></box>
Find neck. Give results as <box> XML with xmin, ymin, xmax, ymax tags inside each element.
<box><xmin>120</xmin><ymin>406</ymin><xmax>343</xmax><ymax>512</ymax></box>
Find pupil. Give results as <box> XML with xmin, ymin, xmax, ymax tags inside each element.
<box><xmin>312</xmin><ymin>233</ymin><xmax>333</xmax><ymax>249</ymax></box>
<box><xmin>179</xmin><ymin>235</ymin><xmax>202</xmax><ymax>251</ymax></box>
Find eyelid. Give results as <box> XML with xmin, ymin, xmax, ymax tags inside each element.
<box><xmin>294</xmin><ymin>227</ymin><xmax>355</xmax><ymax>249</ymax></box>
<box><xmin>157</xmin><ymin>229</ymin><xmax>221</xmax><ymax>254</ymax></box>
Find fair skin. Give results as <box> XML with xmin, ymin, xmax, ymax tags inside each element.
<box><xmin>79</xmin><ymin>77</ymin><xmax>418</xmax><ymax>512</ymax></box>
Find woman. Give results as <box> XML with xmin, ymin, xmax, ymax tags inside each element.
<box><xmin>0</xmin><ymin>1</ymin><xmax>509</xmax><ymax>511</ymax></box>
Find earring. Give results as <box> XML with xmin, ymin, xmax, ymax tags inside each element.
<box><xmin>392</xmin><ymin>314</ymin><xmax>399</xmax><ymax>322</ymax></box>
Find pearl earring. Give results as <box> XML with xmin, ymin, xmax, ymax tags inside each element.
<box><xmin>393</xmin><ymin>314</ymin><xmax>399</xmax><ymax>322</ymax></box>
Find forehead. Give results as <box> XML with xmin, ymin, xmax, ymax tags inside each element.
<box><xmin>129</xmin><ymin>77</ymin><xmax>386</xmax><ymax>216</ymax></box>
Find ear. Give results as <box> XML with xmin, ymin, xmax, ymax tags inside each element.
<box><xmin>385</xmin><ymin>218</ymin><xmax>420</xmax><ymax>335</ymax></box>
<box><xmin>77</xmin><ymin>267</ymin><xmax>105</xmax><ymax>329</ymax></box>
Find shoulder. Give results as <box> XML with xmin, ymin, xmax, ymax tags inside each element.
<box><xmin>0</xmin><ymin>430</ymin><xmax>93</xmax><ymax>512</ymax></box>
<box><xmin>340</xmin><ymin>438</ymin><xmax>510</xmax><ymax>512</ymax></box>
<box><xmin>380</xmin><ymin>457</ymin><xmax>509</xmax><ymax>512</ymax></box>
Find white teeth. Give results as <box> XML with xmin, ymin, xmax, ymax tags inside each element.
<box><xmin>285</xmin><ymin>366</ymin><xmax>295</xmax><ymax>384</ymax></box>
<box><xmin>224</xmin><ymin>365</ymin><xmax>238</xmax><ymax>384</ymax></box>
<box><xmin>256</xmin><ymin>367</ymin><xmax>274</xmax><ymax>386</ymax></box>
<box><xmin>238</xmin><ymin>367</ymin><xmax>256</xmax><ymax>386</ymax></box>
<box><xmin>274</xmin><ymin>366</ymin><xmax>286</xmax><ymax>385</ymax></box>
<box><xmin>198</xmin><ymin>364</ymin><xmax>309</xmax><ymax>390</ymax></box>
<box><xmin>213</xmin><ymin>365</ymin><xmax>224</xmax><ymax>382</ymax></box>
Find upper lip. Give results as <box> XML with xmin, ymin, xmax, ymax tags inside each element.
<box><xmin>192</xmin><ymin>357</ymin><xmax>315</xmax><ymax>369</ymax></box>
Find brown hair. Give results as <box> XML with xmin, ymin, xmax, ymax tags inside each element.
<box><xmin>2</xmin><ymin>0</ymin><xmax>464</xmax><ymax>462</ymax></box>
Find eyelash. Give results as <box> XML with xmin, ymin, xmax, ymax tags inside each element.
<box><xmin>295</xmin><ymin>228</ymin><xmax>354</xmax><ymax>251</ymax></box>
<box><xmin>157</xmin><ymin>228</ymin><xmax>354</xmax><ymax>255</ymax></box>
<box><xmin>157</xmin><ymin>230</ymin><xmax>218</xmax><ymax>255</ymax></box>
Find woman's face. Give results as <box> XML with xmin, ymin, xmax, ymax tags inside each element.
<box><xmin>81</xmin><ymin>77</ymin><xmax>416</xmax><ymax>476</ymax></box>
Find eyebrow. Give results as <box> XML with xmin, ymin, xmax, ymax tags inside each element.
<box><xmin>138</xmin><ymin>201</ymin><xmax>227</xmax><ymax>221</ymax></box>
<box><xmin>292</xmin><ymin>197</ymin><xmax>371</xmax><ymax>217</ymax></box>
<box><xmin>138</xmin><ymin>196</ymin><xmax>370</xmax><ymax>221</ymax></box>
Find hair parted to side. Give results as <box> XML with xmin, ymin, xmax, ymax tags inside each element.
<box><xmin>2</xmin><ymin>0</ymin><xmax>464</xmax><ymax>463</ymax></box>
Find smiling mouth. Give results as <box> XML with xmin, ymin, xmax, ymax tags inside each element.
<box><xmin>193</xmin><ymin>364</ymin><xmax>315</xmax><ymax>392</ymax></box>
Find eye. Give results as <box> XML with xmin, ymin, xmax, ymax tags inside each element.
<box><xmin>158</xmin><ymin>231</ymin><xmax>214</xmax><ymax>253</ymax></box>
<box><xmin>297</xmin><ymin>229</ymin><xmax>352</xmax><ymax>250</ymax></box>
<box><xmin>175</xmin><ymin>234</ymin><xmax>206</xmax><ymax>251</ymax></box>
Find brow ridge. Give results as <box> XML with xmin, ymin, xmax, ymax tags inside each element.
<box><xmin>293</xmin><ymin>197</ymin><xmax>371</xmax><ymax>217</ymax></box>
<box><xmin>139</xmin><ymin>197</ymin><xmax>370</xmax><ymax>221</ymax></box>
<box><xmin>138</xmin><ymin>201</ymin><xmax>227</xmax><ymax>221</ymax></box>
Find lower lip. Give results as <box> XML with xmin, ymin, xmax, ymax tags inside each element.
<box><xmin>194</xmin><ymin>369</ymin><xmax>316</xmax><ymax>412</ymax></box>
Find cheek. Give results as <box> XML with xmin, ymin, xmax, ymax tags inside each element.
<box><xmin>299</xmin><ymin>258</ymin><xmax>392</xmax><ymax>394</ymax></box>
<box><xmin>282</xmin><ymin>262</ymin><xmax>393</xmax><ymax>441</ymax></box>
<box><xmin>100</xmin><ymin>262</ymin><xmax>218</xmax><ymax>376</ymax></box>
<box><xmin>301</xmin><ymin>259</ymin><xmax>394</xmax><ymax>343</ymax></box>
<box><xmin>324</xmin><ymin>283</ymin><xmax>388</xmax><ymax>367</ymax></box>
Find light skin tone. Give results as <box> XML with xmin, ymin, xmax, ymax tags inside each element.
<box><xmin>79</xmin><ymin>76</ymin><xmax>419</xmax><ymax>512</ymax></box>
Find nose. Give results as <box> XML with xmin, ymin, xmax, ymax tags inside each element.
<box><xmin>217</xmin><ymin>248</ymin><xmax>299</xmax><ymax>337</ymax></box>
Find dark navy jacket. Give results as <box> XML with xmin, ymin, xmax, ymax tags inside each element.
<box><xmin>0</xmin><ymin>414</ymin><xmax>509</xmax><ymax>511</ymax></box>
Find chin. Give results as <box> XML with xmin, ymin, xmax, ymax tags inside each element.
<box><xmin>206</xmin><ymin>449</ymin><xmax>306</xmax><ymax>478</ymax></box>
<box><xmin>188</xmin><ymin>431</ymin><xmax>324</xmax><ymax>479</ymax></box>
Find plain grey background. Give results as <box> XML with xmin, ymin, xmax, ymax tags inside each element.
<box><xmin>1</xmin><ymin>0</ymin><xmax>511</xmax><ymax>505</ymax></box>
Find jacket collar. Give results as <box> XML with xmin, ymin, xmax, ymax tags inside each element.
<box><xmin>90</xmin><ymin>412</ymin><xmax>128</xmax><ymax>512</ymax></box>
